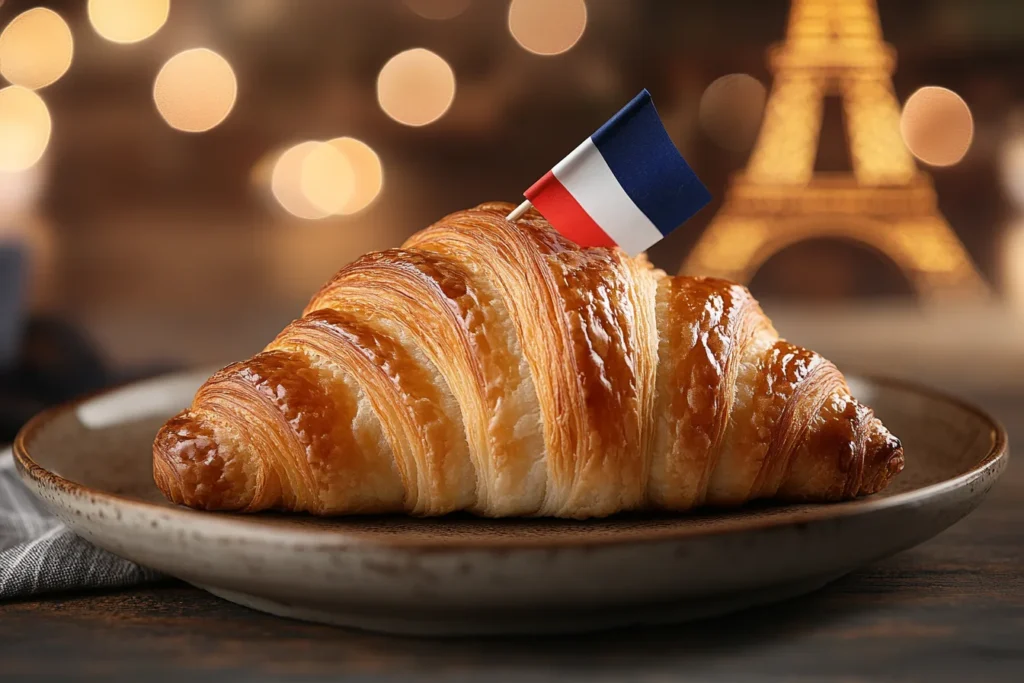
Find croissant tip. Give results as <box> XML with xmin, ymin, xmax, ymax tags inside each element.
<box><xmin>152</xmin><ymin>411</ymin><xmax>255</xmax><ymax>511</ymax></box>
<box><xmin>887</xmin><ymin>439</ymin><xmax>906</xmax><ymax>475</ymax></box>
<box><xmin>859</xmin><ymin>427</ymin><xmax>905</xmax><ymax>496</ymax></box>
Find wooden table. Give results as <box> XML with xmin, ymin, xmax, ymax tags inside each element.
<box><xmin>2</xmin><ymin>393</ymin><xmax>1022</xmax><ymax>682</ymax></box>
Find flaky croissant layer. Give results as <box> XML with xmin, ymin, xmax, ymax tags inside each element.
<box><xmin>153</xmin><ymin>203</ymin><xmax>903</xmax><ymax>518</ymax></box>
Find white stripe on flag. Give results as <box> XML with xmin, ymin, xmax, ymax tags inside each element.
<box><xmin>551</xmin><ymin>137</ymin><xmax>664</xmax><ymax>256</ymax></box>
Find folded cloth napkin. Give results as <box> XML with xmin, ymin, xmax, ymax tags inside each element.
<box><xmin>0</xmin><ymin>447</ymin><xmax>161</xmax><ymax>600</ymax></box>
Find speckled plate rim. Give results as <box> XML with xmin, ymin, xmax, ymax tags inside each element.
<box><xmin>13</xmin><ymin>373</ymin><xmax>1009</xmax><ymax>550</ymax></box>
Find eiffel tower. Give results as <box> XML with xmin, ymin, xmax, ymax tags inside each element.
<box><xmin>682</xmin><ymin>0</ymin><xmax>986</xmax><ymax>299</ymax></box>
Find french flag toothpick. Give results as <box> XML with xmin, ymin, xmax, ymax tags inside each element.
<box><xmin>506</xmin><ymin>89</ymin><xmax>711</xmax><ymax>256</ymax></box>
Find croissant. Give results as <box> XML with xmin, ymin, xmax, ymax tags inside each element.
<box><xmin>153</xmin><ymin>202</ymin><xmax>904</xmax><ymax>519</ymax></box>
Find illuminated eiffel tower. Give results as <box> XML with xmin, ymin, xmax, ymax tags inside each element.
<box><xmin>682</xmin><ymin>0</ymin><xmax>986</xmax><ymax>299</ymax></box>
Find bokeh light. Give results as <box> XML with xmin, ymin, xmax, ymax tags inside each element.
<box><xmin>87</xmin><ymin>0</ymin><xmax>170</xmax><ymax>44</ymax></box>
<box><xmin>300</xmin><ymin>142</ymin><xmax>355</xmax><ymax>216</ymax></box>
<box><xmin>267</xmin><ymin>139</ymin><xmax>385</xmax><ymax>219</ymax></box>
<box><xmin>508</xmin><ymin>0</ymin><xmax>587</xmax><ymax>56</ymax></box>
<box><xmin>377</xmin><ymin>48</ymin><xmax>455</xmax><ymax>127</ymax></box>
<box><xmin>699</xmin><ymin>73</ymin><xmax>768</xmax><ymax>152</ymax></box>
<box><xmin>326</xmin><ymin>137</ymin><xmax>384</xmax><ymax>214</ymax></box>
<box><xmin>404</xmin><ymin>0</ymin><xmax>470</xmax><ymax>21</ymax></box>
<box><xmin>900</xmin><ymin>86</ymin><xmax>974</xmax><ymax>167</ymax></box>
<box><xmin>153</xmin><ymin>48</ymin><xmax>238</xmax><ymax>133</ymax></box>
<box><xmin>0</xmin><ymin>86</ymin><xmax>52</xmax><ymax>172</ymax></box>
<box><xmin>271</xmin><ymin>142</ymin><xmax>332</xmax><ymax>220</ymax></box>
<box><xmin>0</xmin><ymin>8</ymin><xmax>74</xmax><ymax>90</ymax></box>
<box><xmin>999</xmin><ymin>122</ymin><xmax>1024</xmax><ymax>210</ymax></box>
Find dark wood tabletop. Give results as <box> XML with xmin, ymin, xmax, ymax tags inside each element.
<box><xmin>2</xmin><ymin>392</ymin><xmax>1022</xmax><ymax>683</ymax></box>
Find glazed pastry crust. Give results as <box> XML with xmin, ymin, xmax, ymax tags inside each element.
<box><xmin>153</xmin><ymin>203</ymin><xmax>904</xmax><ymax>518</ymax></box>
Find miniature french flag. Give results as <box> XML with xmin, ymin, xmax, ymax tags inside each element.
<box><xmin>521</xmin><ymin>89</ymin><xmax>710</xmax><ymax>256</ymax></box>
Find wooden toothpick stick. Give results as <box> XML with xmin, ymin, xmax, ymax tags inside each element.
<box><xmin>506</xmin><ymin>200</ymin><xmax>532</xmax><ymax>222</ymax></box>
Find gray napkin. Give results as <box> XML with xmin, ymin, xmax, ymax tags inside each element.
<box><xmin>0</xmin><ymin>448</ymin><xmax>160</xmax><ymax>600</ymax></box>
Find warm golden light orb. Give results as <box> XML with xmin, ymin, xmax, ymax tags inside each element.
<box><xmin>153</xmin><ymin>48</ymin><xmax>237</xmax><ymax>133</ymax></box>
<box><xmin>377</xmin><ymin>48</ymin><xmax>455</xmax><ymax>127</ymax></box>
<box><xmin>0</xmin><ymin>8</ymin><xmax>74</xmax><ymax>89</ymax></box>
<box><xmin>900</xmin><ymin>86</ymin><xmax>974</xmax><ymax>167</ymax></box>
<box><xmin>272</xmin><ymin>142</ymin><xmax>332</xmax><ymax>220</ymax></box>
<box><xmin>300</xmin><ymin>142</ymin><xmax>355</xmax><ymax>216</ymax></box>
<box><xmin>88</xmin><ymin>0</ymin><xmax>170</xmax><ymax>44</ymax></box>
<box><xmin>0</xmin><ymin>86</ymin><xmax>52</xmax><ymax>172</ymax></box>
<box><xmin>999</xmin><ymin>125</ymin><xmax>1024</xmax><ymax>210</ymax></box>
<box><xmin>326</xmin><ymin>137</ymin><xmax>384</xmax><ymax>214</ymax></box>
<box><xmin>508</xmin><ymin>0</ymin><xmax>587</xmax><ymax>56</ymax></box>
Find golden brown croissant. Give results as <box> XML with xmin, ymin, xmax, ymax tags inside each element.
<box><xmin>153</xmin><ymin>202</ymin><xmax>903</xmax><ymax>518</ymax></box>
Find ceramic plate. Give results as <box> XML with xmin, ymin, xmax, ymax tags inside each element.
<box><xmin>13</xmin><ymin>369</ymin><xmax>1007</xmax><ymax>635</ymax></box>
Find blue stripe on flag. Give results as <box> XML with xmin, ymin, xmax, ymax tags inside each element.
<box><xmin>590</xmin><ymin>90</ymin><xmax>711</xmax><ymax>236</ymax></box>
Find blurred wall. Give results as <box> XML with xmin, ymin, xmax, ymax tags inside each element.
<box><xmin>1</xmin><ymin>0</ymin><xmax>1022</xmax><ymax>370</ymax></box>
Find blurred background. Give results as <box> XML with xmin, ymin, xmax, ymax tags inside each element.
<box><xmin>1</xmin><ymin>0</ymin><xmax>1023</xmax><ymax>441</ymax></box>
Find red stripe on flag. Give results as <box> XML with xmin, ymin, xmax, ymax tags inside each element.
<box><xmin>524</xmin><ymin>171</ymin><xmax>616</xmax><ymax>249</ymax></box>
